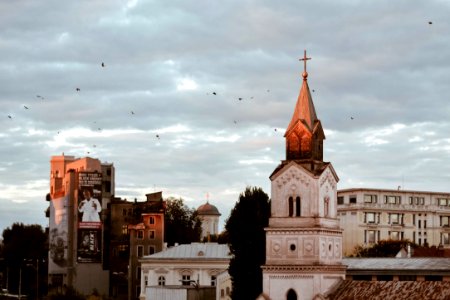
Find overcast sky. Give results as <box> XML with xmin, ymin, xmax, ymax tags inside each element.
<box><xmin>1</xmin><ymin>0</ymin><xmax>450</xmax><ymax>234</ymax></box>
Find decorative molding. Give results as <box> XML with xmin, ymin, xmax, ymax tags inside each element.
<box><xmin>320</xmin><ymin>169</ymin><xmax>336</xmax><ymax>189</ymax></box>
<box><xmin>262</xmin><ymin>265</ymin><xmax>347</xmax><ymax>273</ymax></box>
<box><xmin>266</xmin><ymin>229</ymin><xmax>343</xmax><ymax>236</ymax></box>
<box><xmin>276</xmin><ymin>167</ymin><xmax>311</xmax><ymax>189</ymax></box>
<box><xmin>154</xmin><ymin>267</ymin><xmax>169</xmax><ymax>274</ymax></box>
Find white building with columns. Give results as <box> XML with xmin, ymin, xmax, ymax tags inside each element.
<box><xmin>139</xmin><ymin>243</ymin><xmax>230</xmax><ymax>300</ymax></box>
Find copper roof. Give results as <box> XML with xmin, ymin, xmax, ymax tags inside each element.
<box><xmin>197</xmin><ymin>201</ymin><xmax>221</xmax><ymax>216</ymax></box>
<box><xmin>285</xmin><ymin>72</ymin><xmax>318</xmax><ymax>136</ymax></box>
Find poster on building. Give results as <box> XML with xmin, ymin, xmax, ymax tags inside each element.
<box><xmin>77</xmin><ymin>228</ymin><xmax>102</xmax><ymax>263</ymax></box>
<box><xmin>49</xmin><ymin>195</ymin><xmax>68</xmax><ymax>273</ymax></box>
<box><xmin>77</xmin><ymin>171</ymin><xmax>102</xmax><ymax>262</ymax></box>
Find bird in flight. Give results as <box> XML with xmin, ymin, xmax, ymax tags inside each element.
<box><xmin>76</xmin><ymin>88</ymin><xmax>81</xmax><ymax>92</ymax></box>
<box><xmin>350</xmin><ymin>117</ymin><xmax>354</xmax><ymax>120</ymax></box>
<box><xmin>238</xmin><ymin>98</ymin><xmax>243</xmax><ymax>101</ymax></box>
<box><xmin>312</xmin><ymin>89</ymin><xmax>315</xmax><ymax>93</ymax></box>
<box><xmin>212</xmin><ymin>92</ymin><xmax>217</xmax><ymax>95</ymax></box>
<box><xmin>36</xmin><ymin>95</ymin><xmax>44</xmax><ymax>99</ymax></box>
<box><xmin>156</xmin><ymin>134</ymin><xmax>160</xmax><ymax>139</ymax></box>
<box><xmin>101</xmin><ymin>62</ymin><xmax>105</xmax><ymax>67</ymax></box>
<box><xmin>24</xmin><ymin>105</ymin><xmax>29</xmax><ymax>109</ymax></box>
<box><xmin>131</xmin><ymin>111</ymin><xmax>135</xmax><ymax>115</ymax></box>
<box><xmin>7</xmin><ymin>115</ymin><xmax>12</xmax><ymax>119</ymax></box>
<box><xmin>428</xmin><ymin>21</ymin><xmax>433</xmax><ymax>25</ymax></box>
<box><xmin>274</xmin><ymin>128</ymin><xmax>277</xmax><ymax>131</ymax></box>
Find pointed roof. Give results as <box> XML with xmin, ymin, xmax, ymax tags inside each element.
<box><xmin>285</xmin><ymin>71</ymin><xmax>318</xmax><ymax>135</ymax></box>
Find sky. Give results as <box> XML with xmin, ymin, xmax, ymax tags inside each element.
<box><xmin>1</xmin><ymin>0</ymin><xmax>450</xmax><ymax>235</ymax></box>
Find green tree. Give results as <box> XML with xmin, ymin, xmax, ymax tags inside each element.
<box><xmin>2</xmin><ymin>223</ymin><xmax>48</xmax><ymax>297</ymax></box>
<box><xmin>164</xmin><ymin>197</ymin><xmax>202</xmax><ymax>247</ymax></box>
<box><xmin>352</xmin><ymin>239</ymin><xmax>417</xmax><ymax>257</ymax></box>
<box><xmin>225</xmin><ymin>186</ymin><xmax>270</xmax><ymax>300</ymax></box>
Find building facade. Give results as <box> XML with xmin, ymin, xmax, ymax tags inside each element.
<box><xmin>47</xmin><ymin>155</ymin><xmax>115</xmax><ymax>296</ymax></box>
<box><xmin>337</xmin><ymin>188</ymin><xmax>450</xmax><ymax>256</ymax></box>
<box><xmin>139</xmin><ymin>243</ymin><xmax>231</xmax><ymax>300</ymax></box>
<box><xmin>262</xmin><ymin>55</ymin><xmax>345</xmax><ymax>300</ymax></box>
<box><xmin>108</xmin><ymin>192</ymin><xmax>165</xmax><ymax>300</ymax></box>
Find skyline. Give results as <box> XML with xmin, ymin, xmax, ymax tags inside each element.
<box><xmin>1</xmin><ymin>0</ymin><xmax>450</xmax><ymax>233</ymax></box>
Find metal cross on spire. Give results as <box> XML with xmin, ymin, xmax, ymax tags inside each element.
<box><xmin>299</xmin><ymin>50</ymin><xmax>311</xmax><ymax>73</ymax></box>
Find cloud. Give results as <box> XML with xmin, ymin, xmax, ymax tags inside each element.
<box><xmin>1</xmin><ymin>0</ymin><xmax>450</xmax><ymax>233</ymax></box>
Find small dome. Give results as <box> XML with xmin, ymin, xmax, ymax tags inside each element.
<box><xmin>197</xmin><ymin>202</ymin><xmax>221</xmax><ymax>216</ymax></box>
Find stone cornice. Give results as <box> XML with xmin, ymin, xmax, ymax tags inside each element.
<box><xmin>265</xmin><ymin>228</ymin><xmax>343</xmax><ymax>235</ymax></box>
<box><xmin>262</xmin><ymin>264</ymin><xmax>347</xmax><ymax>273</ymax></box>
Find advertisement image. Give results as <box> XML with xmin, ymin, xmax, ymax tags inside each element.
<box><xmin>77</xmin><ymin>172</ymin><xmax>102</xmax><ymax>263</ymax></box>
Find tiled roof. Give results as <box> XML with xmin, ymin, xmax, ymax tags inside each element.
<box><xmin>327</xmin><ymin>280</ymin><xmax>450</xmax><ymax>300</ymax></box>
<box><xmin>143</xmin><ymin>243</ymin><xmax>231</xmax><ymax>260</ymax></box>
<box><xmin>343</xmin><ymin>257</ymin><xmax>450</xmax><ymax>271</ymax></box>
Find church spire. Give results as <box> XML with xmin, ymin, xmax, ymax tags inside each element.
<box><xmin>284</xmin><ymin>50</ymin><xmax>325</xmax><ymax>161</ymax></box>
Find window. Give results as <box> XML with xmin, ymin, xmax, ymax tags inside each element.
<box><xmin>226</xmin><ymin>287</ymin><xmax>230</xmax><ymax>295</ymax></box>
<box><xmin>367</xmin><ymin>230</ymin><xmax>376</xmax><ymax>244</ymax></box>
<box><xmin>149</xmin><ymin>246</ymin><xmax>155</xmax><ymax>255</ymax></box>
<box><xmin>438</xmin><ymin>198</ymin><xmax>448</xmax><ymax>206</ymax></box>
<box><xmin>349</xmin><ymin>195</ymin><xmax>357</xmax><ymax>204</ymax></box>
<box><xmin>364</xmin><ymin>194</ymin><xmax>377</xmax><ymax>203</ymax></box>
<box><xmin>221</xmin><ymin>289</ymin><xmax>225</xmax><ymax>297</ymax></box>
<box><xmin>182</xmin><ymin>275</ymin><xmax>191</xmax><ymax>286</ymax></box>
<box><xmin>288</xmin><ymin>197</ymin><xmax>293</xmax><ymax>217</ymax></box>
<box><xmin>389</xmin><ymin>231</ymin><xmax>401</xmax><ymax>240</ymax></box>
<box><xmin>158</xmin><ymin>276</ymin><xmax>165</xmax><ymax>286</ymax></box>
<box><xmin>211</xmin><ymin>275</ymin><xmax>217</xmax><ymax>286</ymax></box>
<box><xmin>137</xmin><ymin>230</ymin><xmax>144</xmax><ymax>239</ymax></box>
<box><xmin>149</xmin><ymin>230</ymin><xmax>155</xmax><ymax>239</ymax></box>
<box><xmin>324</xmin><ymin>197</ymin><xmax>329</xmax><ymax>217</ymax></box>
<box><xmin>144</xmin><ymin>275</ymin><xmax>148</xmax><ymax>286</ymax></box>
<box><xmin>137</xmin><ymin>266</ymin><xmax>141</xmax><ymax>280</ymax></box>
<box><xmin>122</xmin><ymin>225</ymin><xmax>128</xmax><ymax>235</ymax></box>
<box><xmin>385</xmin><ymin>195</ymin><xmax>401</xmax><ymax>204</ymax></box>
<box><xmin>365</xmin><ymin>212</ymin><xmax>376</xmax><ymax>224</ymax></box>
<box><xmin>149</xmin><ymin>216</ymin><xmax>155</xmax><ymax>225</ymax></box>
<box><xmin>296</xmin><ymin>197</ymin><xmax>301</xmax><ymax>217</ymax></box>
<box><xmin>389</xmin><ymin>213</ymin><xmax>403</xmax><ymax>225</ymax></box>
<box><xmin>409</xmin><ymin>197</ymin><xmax>425</xmax><ymax>205</ymax></box>
<box><xmin>122</xmin><ymin>208</ymin><xmax>127</xmax><ymax>216</ymax></box>
<box><xmin>441</xmin><ymin>216</ymin><xmax>450</xmax><ymax>227</ymax></box>
<box><xmin>137</xmin><ymin>245</ymin><xmax>144</xmax><ymax>257</ymax></box>
<box><xmin>441</xmin><ymin>233</ymin><xmax>450</xmax><ymax>245</ymax></box>
<box><xmin>337</xmin><ymin>196</ymin><xmax>344</xmax><ymax>205</ymax></box>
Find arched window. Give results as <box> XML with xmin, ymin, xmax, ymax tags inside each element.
<box><xmin>289</xmin><ymin>197</ymin><xmax>294</xmax><ymax>217</ymax></box>
<box><xmin>158</xmin><ymin>276</ymin><xmax>165</xmax><ymax>286</ymax></box>
<box><xmin>324</xmin><ymin>197</ymin><xmax>329</xmax><ymax>217</ymax></box>
<box><xmin>287</xmin><ymin>289</ymin><xmax>297</xmax><ymax>300</ymax></box>
<box><xmin>295</xmin><ymin>197</ymin><xmax>301</xmax><ymax>216</ymax></box>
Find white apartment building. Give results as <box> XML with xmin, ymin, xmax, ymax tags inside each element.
<box><xmin>337</xmin><ymin>188</ymin><xmax>450</xmax><ymax>256</ymax></box>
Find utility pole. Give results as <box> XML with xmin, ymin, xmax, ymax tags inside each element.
<box><xmin>36</xmin><ymin>259</ymin><xmax>39</xmax><ymax>300</ymax></box>
<box><xmin>18</xmin><ymin>266</ymin><xmax>21</xmax><ymax>299</ymax></box>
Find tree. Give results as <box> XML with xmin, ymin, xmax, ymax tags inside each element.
<box><xmin>2</xmin><ymin>223</ymin><xmax>48</xmax><ymax>297</ymax></box>
<box><xmin>225</xmin><ymin>186</ymin><xmax>270</xmax><ymax>300</ymax></box>
<box><xmin>164</xmin><ymin>197</ymin><xmax>202</xmax><ymax>247</ymax></box>
<box><xmin>352</xmin><ymin>239</ymin><xmax>418</xmax><ymax>257</ymax></box>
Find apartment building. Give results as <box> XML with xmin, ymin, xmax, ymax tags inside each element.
<box><xmin>337</xmin><ymin>188</ymin><xmax>450</xmax><ymax>256</ymax></box>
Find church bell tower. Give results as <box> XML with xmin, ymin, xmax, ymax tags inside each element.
<box><xmin>262</xmin><ymin>51</ymin><xmax>346</xmax><ymax>300</ymax></box>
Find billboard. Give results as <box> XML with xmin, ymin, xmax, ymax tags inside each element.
<box><xmin>49</xmin><ymin>195</ymin><xmax>68</xmax><ymax>274</ymax></box>
<box><xmin>77</xmin><ymin>172</ymin><xmax>102</xmax><ymax>263</ymax></box>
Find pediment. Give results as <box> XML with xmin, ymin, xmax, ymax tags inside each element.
<box><xmin>271</xmin><ymin>162</ymin><xmax>314</xmax><ymax>188</ymax></box>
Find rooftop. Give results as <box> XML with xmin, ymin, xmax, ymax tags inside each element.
<box><xmin>142</xmin><ymin>243</ymin><xmax>231</xmax><ymax>260</ymax></box>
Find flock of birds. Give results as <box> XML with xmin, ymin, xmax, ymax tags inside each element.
<box><xmin>5</xmin><ymin>20</ymin><xmax>436</xmax><ymax>153</ymax></box>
